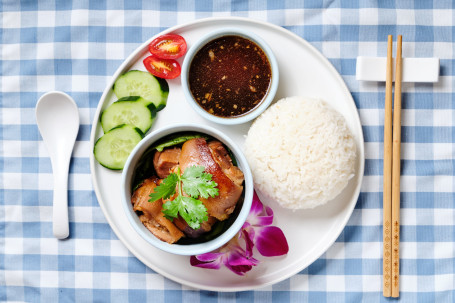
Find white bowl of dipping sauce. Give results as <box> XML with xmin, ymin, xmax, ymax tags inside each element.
<box><xmin>181</xmin><ymin>28</ymin><xmax>279</xmax><ymax>125</ymax></box>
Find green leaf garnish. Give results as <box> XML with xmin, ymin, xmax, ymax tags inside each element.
<box><xmin>162</xmin><ymin>196</ymin><xmax>208</xmax><ymax>229</ymax></box>
<box><xmin>148</xmin><ymin>173</ymin><xmax>178</xmax><ymax>202</ymax></box>
<box><xmin>149</xmin><ymin>165</ymin><xmax>218</xmax><ymax>229</ymax></box>
<box><xmin>182</xmin><ymin>166</ymin><xmax>219</xmax><ymax>199</ymax></box>
<box><xmin>151</xmin><ymin>134</ymin><xmax>208</xmax><ymax>152</ymax></box>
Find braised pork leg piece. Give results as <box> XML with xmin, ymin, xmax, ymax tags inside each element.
<box><xmin>131</xmin><ymin>177</ymin><xmax>184</xmax><ymax>244</ymax></box>
<box><xmin>153</xmin><ymin>147</ymin><xmax>181</xmax><ymax>179</ymax></box>
<box><xmin>179</xmin><ymin>138</ymin><xmax>244</xmax><ymax>221</ymax></box>
<box><xmin>207</xmin><ymin>140</ymin><xmax>244</xmax><ymax>187</ymax></box>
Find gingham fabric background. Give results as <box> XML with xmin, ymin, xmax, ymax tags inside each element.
<box><xmin>1</xmin><ymin>0</ymin><xmax>454</xmax><ymax>302</ymax></box>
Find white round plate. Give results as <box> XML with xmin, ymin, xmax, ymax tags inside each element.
<box><xmin>89</xmin><ymin>17</ymin><xmax>364</xmax><ymax>292</ymax></box>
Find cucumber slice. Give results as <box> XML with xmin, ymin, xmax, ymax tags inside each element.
<box><xmin>94</xmin><ymin>124</ymin><xmax>143</xmax><ymax>170</ymax></box>
<box><xmin>113</xmin><ymin>70</ymin><xmax>169</xmax><ymax>111</ymax></box>
<box><xmin>100</xmin><ymin>96</ymin><xmax>156</xmax><ymax>134</ymax></box>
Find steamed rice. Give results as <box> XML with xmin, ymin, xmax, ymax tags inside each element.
<box><xmin>244</xmin><ymin>96</ymin><xmax>357</xmax><ymax>209</ymax></box>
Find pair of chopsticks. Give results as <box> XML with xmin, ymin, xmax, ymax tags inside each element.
<box><xmin>383</xmin><ymin>35</ymin><xmax>402</xmax><ymax>298</ymax></box>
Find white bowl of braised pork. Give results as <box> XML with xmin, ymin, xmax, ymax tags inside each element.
<box><xmin>121</xmin><ymin>124</ymin><xmax>253</xmax><ymax>255</ymax></box>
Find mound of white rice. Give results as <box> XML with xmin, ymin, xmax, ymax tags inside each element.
<box><xmin>244</xmin><ymin>96</ymin><xmax>357</xmax><ymax>209</ymax></box>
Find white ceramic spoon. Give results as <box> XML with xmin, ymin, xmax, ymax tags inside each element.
<box><xmin>36</xmin><ymin>91</ymin><xmax>80</xmax><ymax>239</ymax></box>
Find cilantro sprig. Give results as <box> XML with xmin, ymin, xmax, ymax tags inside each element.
<box><xmin>149</xmin><ymin>165</ymin><xmax>219</xmax><ymax>229</ymax></box>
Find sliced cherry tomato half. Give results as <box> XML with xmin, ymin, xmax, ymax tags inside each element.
<box><xmin>148</xmin><ymin>34</ymin><xmax>187</xmax><ymax>59</ymax></box>
<box><xmin>143</xmin><ymin>55</ymin><xmax>181</xmax><ymax>79</ymax></box>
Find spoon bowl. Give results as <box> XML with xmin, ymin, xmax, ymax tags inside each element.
<box><xmin>36</xmin><ymin>91</ymin><xmax>80</xmax><ymax>239</ymax></box>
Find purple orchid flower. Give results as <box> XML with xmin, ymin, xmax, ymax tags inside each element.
<box><xmin>190</xmin><ymin>230</ymin><xmax>259</xmax><ymax>276</ymax></box>
<box><xmin>191</xmin><ymin>191</ymin><xmax>288</xmax><ymax>275</ymax></box>
<box><xmin>242</xmin><ymin>191</ymin><xmax>289</xmax><ymax>257</ymax></box>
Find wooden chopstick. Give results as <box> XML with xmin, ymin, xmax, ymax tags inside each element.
<box><xmin>391</xmin><ymin>35</ymin><xmax>403</xmax><ymax>298</ymax></box>
<box><xmin>382</xmin><ymin>35</ymin><xmax>394</xmax><ymax>298</ymax></box>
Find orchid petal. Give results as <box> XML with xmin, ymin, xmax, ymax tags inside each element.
<box><xmin>240</xmin><ymin>226</ymin><xmax>255</xmax><ymax>242</ymax></box>
<box><xmin>227</xmin><ymin>256</ymin><xmax>257</xmax><ymax>267</ymax></box>
<box><xmin>194</xmin><ymin>252</ymin><xmax>224</xmax><ymax>262</ymax></box>
<box><xmin>255</xmin><ymin>226</ymin><xmax>289</xmax><ymax>257</ymax></box>
<box><xmin>241</xmin><ymin>221</ymin><xmax>251</xmax><ymax>230</ymax></box>
<box><xmin>224</xmin><ymin>247</ymin><xmax>252</xmax><ymax>265</ymax></box>
<box><xmin>251</xmin><ymin>211</ymin><xmax>274</xmax><ymax>227</ymax></box>
<box><xmin>225</xmin><ymin>264</ymin><xmax>253</xmax><ymax>276</ymax></box>
<box><xmin>226</xmin><ymin>250</ymin><xmax>257</xmax><ymax>266</ymax></box>
<box><xmin>242</xmin><ymin>229</ymin><xmax>255</xmax><ymax>258</ymax></box>
<box><xmin>222</xmin><ymin>248</ymin><xmax>259</xmax><ymax>276</ymax></box>
<box><xmin>248</xmin><ymin>191</ymin><xmax>264</xmax><ymax>216</ymax></box>
<box><xmin>190</xmin><ymin>255</ymin><xmax>222</xmax><ymax>269</ymax></box>
<box><xmin>246</xmin><ymin>191</ymin><xmax>274</xmax><ymax>227</ymax></box>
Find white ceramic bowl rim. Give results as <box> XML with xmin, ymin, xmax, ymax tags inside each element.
<box><xmin>181</xmin><ymin>27</ymin><xmax>279</xmax><ymax>125</ymax></box>
<box><xmin>121</xmin><ymin>123</ymin><xmax>254</xmax><ymax>256</ymax></box>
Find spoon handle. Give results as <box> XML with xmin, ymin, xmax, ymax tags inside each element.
<box><xmin>52</xmin><ymin>156</ymin><xmax>70</xmax><ymax>239</ymax></box>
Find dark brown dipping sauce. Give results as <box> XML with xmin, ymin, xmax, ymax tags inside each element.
<box><xmin>189</xmin><ymin>35</ymin><xmax>272</xmax><ymax>117</ymax></box>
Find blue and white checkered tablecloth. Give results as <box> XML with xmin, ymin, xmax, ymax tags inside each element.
<box><xmin>1</xmin><ymin>0</ymin><xmax>454</xmax><ymax>302</ymax></box>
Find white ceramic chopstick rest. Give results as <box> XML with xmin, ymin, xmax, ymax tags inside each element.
<box><xmin>356</xmin><ymin>56</ymin><xmax>439</xmax><ymax>83</ymax></box>
<box><xmin>35</xmin><ymin>91</ymin><xmax>80</xmax><ymax>239</ymax></box>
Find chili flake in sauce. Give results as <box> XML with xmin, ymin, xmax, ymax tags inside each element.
<box><xmin>189</xmin><ymin>35</ymin><xmax>272</xmax><ymax>117</ymax></box>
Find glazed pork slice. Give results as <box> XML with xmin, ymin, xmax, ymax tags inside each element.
<box><xmin>179</xmin><ymin>138</ymin><xmax>244</xmax><ymax>221</ymax></box>
<box><xmin>153</xmin><ymin>147</ymin><xmax>181</xmax><ymax>179</ymax></box>
<box><xmin>131</xmin><ymin>177</ymin><xmax>184</xmax><ymax>244</ymax></box>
